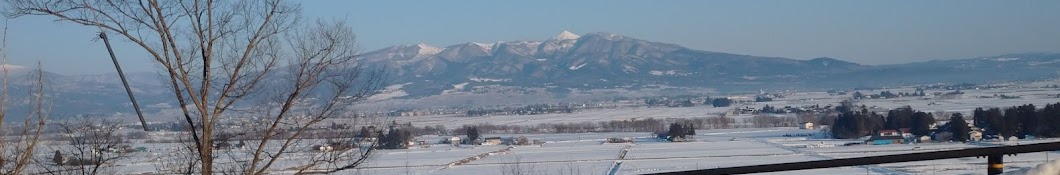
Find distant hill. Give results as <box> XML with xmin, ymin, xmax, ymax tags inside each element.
<box><xmin>3</xmin><ymin>31</ymin><xmax>1060</xmax><ymax>120</ymax></box>
<box><xmin>356</xmin><ymin>31</ymin><xmax>1060</xmax><ymax>97</ymax></box>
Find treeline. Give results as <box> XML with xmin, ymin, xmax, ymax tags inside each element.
<box><xmin>644</xmin><ymin>97</ymin><xmax>696</xmax><ymax>107</ymax></box>
<box><xmin>972</xmin><ymin>102</ymin><xmax>1060</xmax><ymax>139</ymax></box>
<box><xmin>831</xmin><ymin>106</ymin><xmax>935</xmax><ymax>139</ymax></box>
<box><xmin>446</xmin><ymin>116</ymin><xmax>737</xmax><ymax>134</ymax></box>
<box><xmin>829</xmin><ymin>102</ymin><xmax>1060</xmax><ymax>142</ymax></box>
<box><xmin>465</xmin><ymin>103</ymin><xmax>574</xmax><ymax>116</ymax></box>
<box><xmin>354</xmin><ymin>122</ymin><xmax>415</xmax><ymax>149</ymax></box>
<box><xmin>747</xmin><ymin>115</ymin><xmax>803</xmax><ymax>128</ymax></box>
<box><xmin>757</xmin><ymin>105</ymin><xmax>817</xmax><ymax>114</ymax></box>
<box><xmin>851</xmin><ymin>89</ymin><xmax>926</xmax><ymax>99</ymax></box>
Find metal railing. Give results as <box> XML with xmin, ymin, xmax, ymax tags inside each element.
<box><xmin>649</xmin><ymin>141</ymin><xmax>1060</xmax><ymax>175</ymax></box>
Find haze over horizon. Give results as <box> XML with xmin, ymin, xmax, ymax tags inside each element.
<box><xmin>3</xmin><ymin>0</ymin><xmax>1059</xmax><ymax>75</ymax></box>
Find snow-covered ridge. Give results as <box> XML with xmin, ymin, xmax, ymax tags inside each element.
<box><xmin>469</xmin><ymin>42</ymin><xmax>495</xmax><ymax>53</ymax></box>
<box><xmin>988</xmin><ymin>57</ymin><xmax>1021</xmax><ymax>62</ymax></box>
<box><xmin>415</xmin><ymin>43</ymin><xmax>442</xmax><ymax>58</ymax></box>
<box><xmin>368</xmin><ymin>31</ymin><xmax>582</xmax><ymax>60</ymax></box>
<box><xmin>554</xmin><ymin>30</ymin><xmax>580</xmax><ymax>40</ymax></box>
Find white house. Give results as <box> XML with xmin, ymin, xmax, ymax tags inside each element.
<box><xmin>449</xmin><ymin>137</ymin><xmax>461</xmax><ymax>146</ymax></box>
<box><xmin>969</xmin><ymin>131</ymin><xmax>983</xmax><ymax>141</ymax></box>
<box><xmin>800</xmin><ymin>122</ymin><xmax>814</xmax><ymax>130</ymax></box>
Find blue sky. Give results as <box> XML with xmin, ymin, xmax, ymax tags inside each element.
<box><xmin>4</xmin><ymin>0</ymin><xmax>1060</xmax><ymax>74</ymax></box>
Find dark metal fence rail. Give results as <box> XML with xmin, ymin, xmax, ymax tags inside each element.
<box><xmin>650</xmin><ymin>141</ymin><xmax>1060</xmax><ymax>175</ymax></box>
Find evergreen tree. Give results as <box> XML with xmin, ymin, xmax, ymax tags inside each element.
<box><xmin>884</xmin><ymin>107</ymin><xmax>914</xmax><ymax>129</ymax></box>
<box><xmin>973</xmin><ymin>108</ymin><xmax>988</xmax><ymax>129</ymax></box>
<box><xmin>663</xmin><ymin>123</ymin><xmax>700</xmax><ymax>141</ymax></box>
<box><xmin>911</xmin><ymin>112</ymin><xmax>934</xmax><ymax>136</ymax></box>
<box><xmin>375</xmin><ymin>130</ymin><xmax>387</xmax><ymax>148</ymax></box>
<box><xmin>383</xmin><ymin>128</ymin><xmax>403</xmax><ymax>149</ymax></box>
<box><xmin>52</xmin><ymin>150</ymin><xmax>63</xmax><ymax>165</ymax></box>
<box><xmin>1017</xmin><ymin>104</ymin><xmax>1038</xmax><ymax>138</ymax></box>
<box><xmin>358</xmin><ymin>126</ymin><xmax>370</xmax><ymax>138</ymax></box>
<box><xmin>667</xmin><ymin>123</ymin><xmax>685</xmax><ymax>141</ymax></box>
<box><xmin>836</xmin><ymin>99</ymin><xmax>856</xmax><ymax>113</ymax></box>
<box><xmin>985</xmin><ymin>108</ymin><xmax>1005</xmax><ymax>136</ymax></box>
<box><xmin>950</xmin><ymin>113</ymin><xmax>971</xmax><ymax>142</ymax></box>
<box><xmin>712</xmin><ymin>98</ymin><xmax>732</xmax><ymax>107</ymax></box>
<box><xmin>1003</xmin><ymin>107</ymin><xmax>1021</xmax><ymax>139</ymax></box>
<box><xmin>467</xmin><ymin>127</ymin><xmax>480</xmax><ymax>143</ymax></box>
<box><xmin>688</xmin><ymin>123</ymin><xmax>696</xmax><ymax>136</ymax></box>
<box><xmin>1039</xmin><ymin>103</ymin><xmax>1060</xmax><ymax>137</ymax></box>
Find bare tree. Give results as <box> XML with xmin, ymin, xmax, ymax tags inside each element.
<box><xmin>154</xmin><ymin>134</ymin><xmax>202</xmax><ymax>175</ymax></box>
<box><xmin>0</xmin><ymin>21</ymin><xmax>50</xmax><ymax>175</ymax></box>
<box><xmin>285</xmin><ymin>115</ymin><xmax>383</xmax><ymax>175</ymax></box>
<box><xmin>4</xmin><ymin>1</ymin><xmax>386</xmax><ymax>174</ymax></box>
<box><xmin>500</xmin><ymin>155</ymin><xmax>535</xmax><ymax>175</ymax></box>
<box><xmin>36</xmin><ymin>118</ymin><xmax>130</xmax><ymax>175</ymax></box>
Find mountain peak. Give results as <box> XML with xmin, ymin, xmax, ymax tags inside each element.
<box><xmin>414</xmin><ymin>43</ymin><xmax>442</xmax><ymax>57</ymax></box>
<box><xmin>554</xmin><ymin>30</ymin><xmax>580</xmax><ymax>40</ymax></box>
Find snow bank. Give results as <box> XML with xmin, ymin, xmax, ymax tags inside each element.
<box><xmin>1017</xmin><ymin>158</ymin><xmax>1060</xmax><ymax>175</ymax></box>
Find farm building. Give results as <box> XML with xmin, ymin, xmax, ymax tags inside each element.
<box><xmin>482</xmin><ymin>137</ymin><xmax>503</xmax><ymax>145</ymax></box>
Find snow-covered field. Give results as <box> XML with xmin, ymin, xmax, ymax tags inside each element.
<box><xmin>46</xmin><ymin>85</ymin><xmax>1060</xmax><ymax>174</ymax></box>
<box><xmin>392</xmin><ymin>86</ymin><xmax>1060</xmax><ymax>129</ymax></box>
<box><xmin>347</xmin><ymin>127</ymin><xmax>1060</xmax><ymax>175</ymax></box>
<box><xmin>60</xmin><ymin>126</ymin><xmax>1060</xmax><ymax>175</ymax></box>
<box><xmin>394</xmin><ymin>106</ymin><xmax>732</xmax><ymax>129</ymax></box>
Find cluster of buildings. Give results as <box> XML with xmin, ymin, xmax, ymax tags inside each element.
<box><xmin>863</xmin><ymin>127</ymin><xmax>985</xmax><ymax>145</ymax></box>
<box><xmin>442</xmin><ymin>136</ymin><xmax>540</xmax><ymax>146</ymax></box>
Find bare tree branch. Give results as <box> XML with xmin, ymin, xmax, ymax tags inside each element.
<box><xmin>4</xmin><ymin>1</ymin><xmax>386</xmax><ymax>174</ymax></box>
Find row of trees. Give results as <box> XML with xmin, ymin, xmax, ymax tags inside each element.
<box><xmin>828</xmin><ymin>102</ymin><xmax>1060</xmax><ymax>142</ymax></box>
<box><xmin>466</xmin><ymin>104</ymin><xmax>575</xmax><ymax>116</ymax></box>
<box><xmin>972</xmin><ymin>103</ymin><xmax>1060</xmax><ymax>139</ymax></box>
<box><xmin>444</xmin><ymin>116</ymin><xmax>738</xmax><ymax>134</ymax></box>
<box><xmin>747</xmin><ymin>115</ymin><xmax>802</xmax><ymax>128</ymax></box>
<box><xmin>851</xmin><ymin>90</ymin><xmax>925</xmax><ymax>99</ymax></box>
<box><xmin>375</xmin><ymin>128</ymin><xmax>413</xmax><ymax>149</ymax></box>
<box><xmin>831</xmin><ymin>106</ymin><xmax>935</xmax><ymax>139</ymax></box>
<box><xmin>644</xmin><ymin>98</ymin><xmax>696</xmax><ymax>107</ymax></box>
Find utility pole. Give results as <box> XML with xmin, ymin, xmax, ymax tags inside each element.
<box><xmin>99</xmin><ymin>32</ymin><xmax>149</xmax><ymax>131</ymax></box>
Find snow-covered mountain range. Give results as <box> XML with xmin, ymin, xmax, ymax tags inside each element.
<box><xmin>3</xmin><ymin>31</ymin><xmax>1060</xmax><ymax>120</ymax></box>
<box><xmin>356</xmin><ymin>31</ymin><xmax>1060</xmax><ymax>97</ymax></box>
